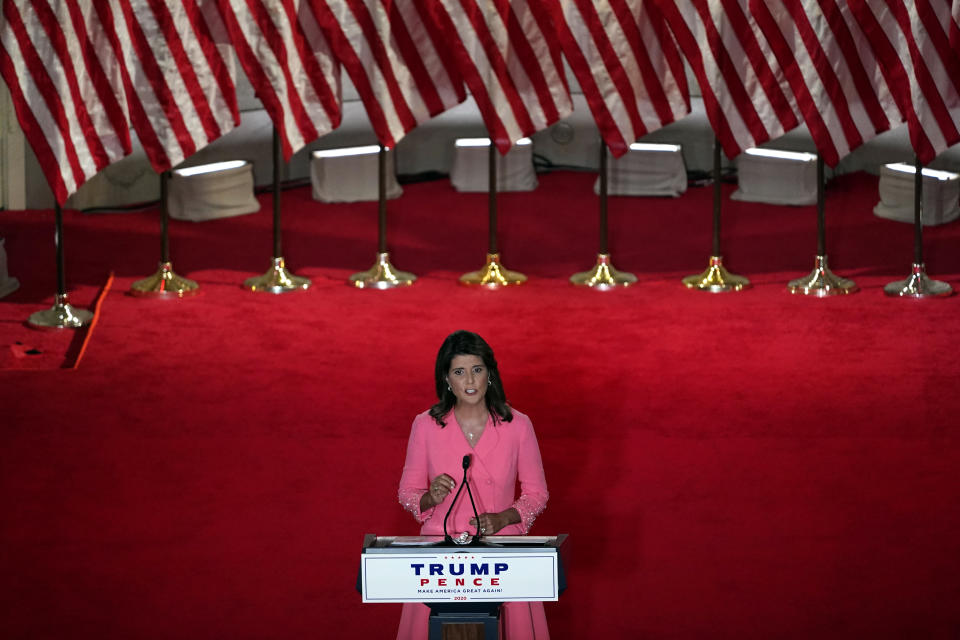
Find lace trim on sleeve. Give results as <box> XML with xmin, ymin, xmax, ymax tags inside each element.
<box><xmin>399</xmin><ymin>487</ymin><xmax>435</xmax><ymax>524</ymax></box>
<box><xmin>512</xmin><ymin>494</ymin><xmax>547</xmax><ymax>534</ymax></box>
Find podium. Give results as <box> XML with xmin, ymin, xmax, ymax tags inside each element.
<box><xmin>359</xmin><ymin>534</ymin><xmax>568</xmax><ymax>640</ymax></box>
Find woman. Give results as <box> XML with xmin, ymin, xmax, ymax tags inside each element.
<box><xmin>397</xmin><ymin>330</ymin><xmax>550</xmax><ymax>639</ymax></box>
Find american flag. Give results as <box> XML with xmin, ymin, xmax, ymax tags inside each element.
<box><xmin>428</xmin><ymin>0</ymin><xmax>573</xmax><ymax>155</ymax></box>
<box><xmin>217</xmin><ymin>0</ymin><xmax>341</xmax><ymax>161</ymax></box>
<box><xmin>953</xmin><ymin>0</ymin><xmax>960</xmax><ymax>49</ymax></box>
<box><xmin>749</xmin><ymin>0</ymin><xmax>903</xmax><ymax>167</ymax></box>
<box><xmin>656</xmin><ymin>0</ymin><xmax>801</xmax><ymax>159</ymax></box>
<box><xmin>0</xmin><ymin>0</ymin><xmax>131</xmax><ymax>205</ymax></box>
<box><xmin>550</xmin><ymin>0</ymin><xmax>690</xmax><ymax>158</ymax></box>
<box><xmin>98</xmin><ymin>0</ymin><xmax>240</xmax><ymax>173</ymax></box>
<box><xmin>308</xmin><ymin>0</ymin><xmax>465</xmax><ymax>149</ymax></box>
<box><xmin>851</xmin><ymin>0</ymin><xmax>960</xmax><ymax>165</ymax></box>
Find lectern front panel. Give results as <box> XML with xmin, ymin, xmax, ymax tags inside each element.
<box><xmin>360</xmin><ymin>535</ymin><xmax>565</xmax><ymax>604</ymax></box>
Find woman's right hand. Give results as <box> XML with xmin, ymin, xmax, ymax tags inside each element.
<box><xmin>427</xmin><ymin>473</ymin><xmax>456</xmax><ymax>507</ymax></box>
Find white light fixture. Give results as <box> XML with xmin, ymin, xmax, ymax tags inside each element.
<box><xmin>628</xmin><ymin>142</ymin><xmax>681</xmax><ymax>153</ymax></box>
<box><xmin>600</xmin><ymin>142</ymin><xmax>687</xmax><ymax>197</ymax></box>
<box><xmin>169</xmin><ymin>159</ymin><xmax>259</xmax><ymax>221</ymax></box>
<box><xmin>733</xmin><ymin>148</ymin><xmax>818</xmax><ymax>205</ymax></box>
<box><xmin>312</xmin><ymin>145</ymin><xmax>382</xmax><ymax>159</ymax></box>
<box><xmin>173</xmin><ymin>159</ymin><xmax>249</xmax><ymax>177</ymax></box>
<box><xmin>310</xmin><ymin>145</ymin><xmax>402</xmax><ymax>202</ymax></box>
<box><xmin>450</xmin><ymin>138</ymin><xmax>537</xmax><ymax>192</ymax></box>
<box><xmin>0</xmin><ymin>237</ymin><xmax>19</xmax><ymax>300</ymax></box>
<box><xmin>455</xmin><ymin>137</ymin><xmax>532</xmax><ymax>148</ymax></box>
<box><xmin>874</xmin><ymin>163</ymin><xmax>960</xmax><ymax>226</ymax></box>
<box><xmin>885</xmin><ymin>162</ymin><xmax>958</xmax><ymax>181</ymax></box>
<box><xmin>744</xmin><ymin>147</ymin><xmax>817</xmax><ymax>162</ymax></box>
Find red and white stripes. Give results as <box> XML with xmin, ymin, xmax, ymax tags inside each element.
<box><xmin>7</xmin><ymin>1</ymin><xmax>960</xmax><ymax>204</ymax></box>
<box><xmin>552</xmin><ymin>0</ymin><xmax>690</xmax><ymax>158</ymax></box>
<box><xmin>750</xmin><ymin>0</ymin><xmax>902</xmax><ymax>167</ymax></box>
<box><xmin>657</xmin><ymin>0</ymin><xmax>801</xmax><ymax>159</ymax></box>
<box><xmin>100</xmin><ymin>0</ymin><xmax>239</xmax><ymax>173</ymax></box>
<box><xmin>900</xmin><ymin>0</ymin><xmax>960</xmax><ymax>164</ymax></box>
<box><xmin>0</xmin><ymin>0</ymin><xmax>130</xmax><ymax>204</ymax></box>
<box><xmin>429</xmin><ymin>0</ymin><xmax>573</xmax><ymax>154</ymax></box>
<box><xmin>851</xmin><ymin>1</ymin><xmax>960</xmax><ymax>165</ymax></box>
<box><xmin>309</xmin><ymin>0</ymin><xmax>465</xmax><ymax>149</ymax></box>
<box><xmin>217</xmin><ymin>0</ymin><xmax>341</xmax><ymax>160</ymax></box>
<box><xmin>952</xmin><ymin>0</ymin><xmax>960</xmax><ymax>49</ymax></box>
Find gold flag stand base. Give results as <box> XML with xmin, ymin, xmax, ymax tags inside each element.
<box><xmin>28</xmin><ymin>293</ymin><xmax>93</xmax><ymax>329</ymax></box>
<box><xmin>884</xmin><ymin>262</ymin><xmax>952</xmax><ymax>298</ymax></box>
<box><xmin>787</xmin><ymin>255</ymin><xmax>858</xmax><ymax>296</ymax></box>
<box><xmin>349</xmin><ymin>252</ymin><xmax>416</xmax><ymax>289</ymax></box>
<box><xmin>682</xmin><ymin>255</ymin><xmax>750</xmax><ymax>292</ymax></box>
<box><xmin>130</xmin><ymin>261</ymin><xmax>199</xmax><ymax>298</ymax></box>
<box><xmin>570</xmin><ymin>253</ymin><xmax>636</xmax><ymax>289</ymax></box>
<box><xmin>459</xmin><ymin>253</ymin><xmax>526</xmax><ymax>288</ymax></box>
<box><xmin>244</xmin><ymin>257</ymin><xmax>310</xmax><ymax>293</ymax></box>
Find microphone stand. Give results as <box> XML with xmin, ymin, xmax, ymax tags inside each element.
<box><xmin>443</xmin><ymin>455</ymin><xmax>483</xmax><ymax>545</ymax></box>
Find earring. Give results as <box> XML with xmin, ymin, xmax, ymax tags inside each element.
<box><xmin>447</xmin><ymin>384</ymin><xmax>451</xmax><ymax>391</ymax></box>
<box><xmin>488</xmin><ymin>379</ymin><xmax>492</xmax><ymax>386</ymax></box>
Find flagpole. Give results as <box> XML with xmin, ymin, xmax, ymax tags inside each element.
<box><xmin>349</xmin><ymin>144</ymin><xmax>416</xmax><ymax>289</ymax></box>
<box><xmin>787</xmin><ymin>153</ymin><xmax>858</xmax><ymax>295</ymax></box>
<box><xmin>883</xmin><ymin>157</ymin><xmax>951</xmax><ymax>297</ymax></box>
<box><xmin>570</xmin><ymin>139</ymin><xmax>636</xmax><ymax>288</ymax></box>
<box><xmin>682</xmin><ymin>137</ymin><xmax>750</xmax><ymax>292</ymax></box>
<box><xmin>460</xmin><ymin>137</ymin><xmax>526</xmax><ymax>287</ymax></box>
<box><xmin>245</xmin><ymin>127</ymin><xmax>311</xmax><ymax>293</ymax></box>
<box><xmin>380</xmin><ymin>144</ymin><xmax>388</xmax><ymax>254</ymax></box>
<box><xmin>130</xmin><ymin>170</ymin><xmax>199</xmax><ymax>297</ymax></box>
<box><xmin>600</xmin><ymin>139</ymin><xmax>608</xmax><ymax>254</ymax></box>
<box><xmin>274</xmin><ymin>126</ymin><xmax>283</xmax><ymax>258</ymax></box>
<box><xmin>28</xmin><ymin>202</ymin><xmax>94</xmax><ymax>329</ymax></box>
<box><xmin>818</xmin><ymin>155</ymin><xmax>826</xmax><ymax>257</ymax></box>
<box><xmin>489</xmin><ymin>136</ymin><xmax>498</xmax><ymax>255</ymax></box>
<box><xmin>712</xmin><ymin>138</ymin><xmax>722</xmax><ymax>258</ymax></box>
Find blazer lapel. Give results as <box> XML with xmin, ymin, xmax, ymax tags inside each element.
<box><xmin>470</xmin><ymin>413</ymin><xmax>499</xmax><ymax>480</ymax></box>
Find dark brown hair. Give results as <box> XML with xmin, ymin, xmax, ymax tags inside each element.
<box><xmin>428</xmin><ymin>330</ymin><xmax>512</xmax><ymax>427</ymax></box>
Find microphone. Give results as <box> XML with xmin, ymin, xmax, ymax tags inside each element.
<box><xmin>443</xmin><ymin>454</ymin><xmax>483</xmax><ymax>545</ymax></box>
<box><xmin>461</xmin><ymin>455</ymin><xmax>482</xmax><ymax>543</ymax></box>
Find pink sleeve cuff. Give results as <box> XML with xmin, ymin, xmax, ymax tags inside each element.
<box><xmin>512</xmin><ymin>493</ymin><xmax>547</xmax><ymax>534</ymax></box>
<box><xmin>399</xmin><ymin>488</ymin><xmax>436</xmax><ymax>524</ymax></box>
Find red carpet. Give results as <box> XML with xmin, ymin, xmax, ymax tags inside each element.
<box><xmin>1</xmin><ymin>171</ymin><xmax>959</xmax><ymax>638</ymax></box>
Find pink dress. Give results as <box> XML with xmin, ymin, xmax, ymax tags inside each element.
<box><xmin>397</xmin><ymin>408</ymin><xmax>550</xmax><ymax>640</ymax></box>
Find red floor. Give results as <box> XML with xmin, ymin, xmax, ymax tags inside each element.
<box><xmin>1</xmin><ymin>171</ymin><xmax>959</xmax><ymax>638</ymax></box>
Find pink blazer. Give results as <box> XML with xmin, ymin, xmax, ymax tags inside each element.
<box><xmin>398</xmin><ymin>408</ymin><xmax>548</xmax><ymax>536</ymax></box>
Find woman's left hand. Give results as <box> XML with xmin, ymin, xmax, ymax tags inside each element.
<box><xmin>470</xmin><ymin>511</ymin><xmax>513</xmax><ymax>535</ymax></box>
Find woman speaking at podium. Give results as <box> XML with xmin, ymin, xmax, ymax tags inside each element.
<box><xmin>397</xmin><ymin>330</ymin><xmax>550</xmax><ymax>639</ymax></box>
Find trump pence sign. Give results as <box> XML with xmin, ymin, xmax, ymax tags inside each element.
<box><xmin>361</xmin><ymin>550</ymin><xmax>559</xmax><ymax>603</ymax></box>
